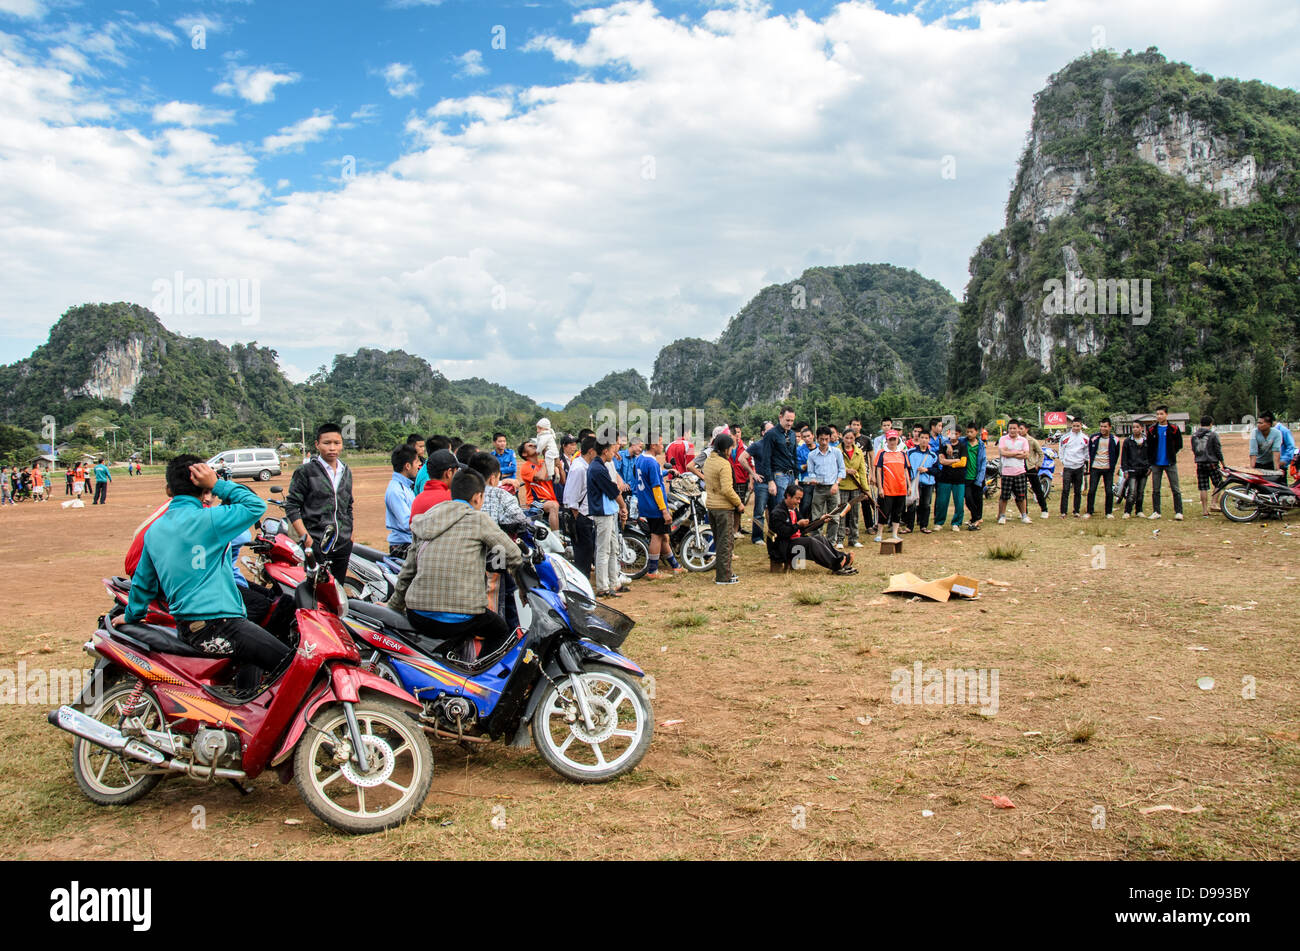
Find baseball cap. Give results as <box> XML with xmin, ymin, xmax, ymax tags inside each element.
<box><xmin>426</xmin><ymin>449</ymin><xmax>457</xmax><ymax>474</ymax></box>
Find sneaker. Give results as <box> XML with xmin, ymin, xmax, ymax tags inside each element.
<box><xmin>1174</xmin><ymin>513</ymin><xmax>1184</xmax><ymax>521</ymax></box>
<box><xmin>888</xmin><ymin>534</ymin><xmax>901</xmax><ymax>543</ymax></box>
<box><xmin>671</xmin><ymin>566</ymin><xmax>687</xmax><ymax>574</ymax></box>
<box><xmin>1148</xmin><ymin>512</ymin><xmax>1161</xmax><ymax>520</ymax></box>
<box><xmin>1040</xmin><ymin>510</ymin><xmax>1049</xmax><ymax>519</ymax></box>
<box><xmin>751</xmin><ymin>539</ymin><xmax>764</xmax><ymax>545</ymax></box>
<box><xmin>715</xmin><ymin>576</ymin><xmax>740</xmax><ymax>586</ymax></box>
<box><xmin>1021</xmin><ymin>515</ymin><xmax>1032</xmax><ymax>524</ymax></box>
<box><xmin>997</xmin><ymin>516</ymin><xmax>1006</xmax><ymax>525</ymax></box>
<box><xmin>952</xmin><ymin>524</ymin><xmax>961</xmax><ymax>533</ymax></box>
<box><xmin>874</xmin><ymin>534</ymin><xmax>883</xmax><ymax>543</ymax></box>
<box><xmin>1122</xmin><ymin>513</ymin><xmax>1130</xmax><ymax>519</ymax></box>
<box><xmin>1082</xmin><ymin>513</ymin><xmax>1091</xmax><ymax>519</ymax></box>
<box><xmin>965</xmin><ymin>523</ymin><xmax>980</xmax><ymax>531</ymax></box>
<box><xmin>853</xmin><ymin>542</ymin><xmax>863</xmax><ymax>548</ymax></box>
<box><xmin>1106</xmin><ymin>514</ymin><xmax>1114</xmax><ymax>520</ymax></box>
<box><xmin>1072</xmin><ymin>513</ymin><xmax>1081</xmax><ymax>519</ymax></box>
<box><xmin>644</xmin><ymin>571</ymin><xmax>662</xmax><ymax>580</ymax></box>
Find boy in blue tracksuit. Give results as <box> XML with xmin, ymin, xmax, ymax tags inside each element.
<box><xmin>904</xmin><ymin>433</ymin><xmax>938</xmax><ymax>532</ymax></box>
<box><xmin>121</xmin><ymin>455</ymin><xmax>288</xmax><ymax>687</ymax></box>
<box><xmin>92</xmin><ymin>458</ymin><xmax>112</xmax><ymax>505</ymax></box>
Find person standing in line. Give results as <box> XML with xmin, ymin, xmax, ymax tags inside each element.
<box><xmin>728</xmin><ymin>425</ymin><xmax>756</xmax><ymax>538</ymax></box>
<box><xmin>71</xmin><ymin>463</ymin><xmax>85</xmax><ymax>500</ymax></box>
<box><xmin>904</xmin><ymin>430</ymin><xmax>937</xmax><ymax>534</ymax></box>
<box><xmin>587</xmin><ymin>440</ymin><xmax>627</xmax><ymax>599</ymax></box>
<box><xmin>635</xmin><ymin>442</ymin><xmax>685</xmax><ymax>578</ymax></box>
<box><xmin>1085</xmin><ymin>418</ymin><xmax>1118</xmax><ymax>519</ymax></box>
<box><xmin>805</xmin><ymin>426</ymin><xmax>845</xmax><ymax>542</ymax></box>
<box><xmin>92</xmin><ymin>458</ymin><xmax>112</xmax><ymax>505</ymax></box>
<box><xmin>1058</xmin><ymin>418</ymin><xmax>1089</xmax><ymax>518</ymax></box>
<box><xmin>385</xmin><ymin>444</ymin><xmax>420</xmax><ymax>558</ymax></box>
<box><xmin>747</xmin><ymin>423</ymin><xmax>772</xmax><ymax>544</ymax></box>
<box><xmin>1191</xmin><ymin>415</ymin><xmax>1225</xmax><ymax>516</ymax></box>
<box><xmin>838</xmin><ymin>425</ymin><xmax>870</xmax><ymax>546</ymax></box>
<box><xmin>932</xmin><ymin>430</ymin><xmax>967</xmax><ymax>532</ymax></box>
<box><xmin>758</xmin><ymin>407</ymin><xmax>800</xmax><ymax>534</ymax></box>
<box><xmin>65</xmin><ymin>465</ymin><xmax>74</xmax><ymax>494</ymax></box>
<box><xmin>703</xmin><ymin>432</ymin><xmax>745</xmax><ymax>585</ymax></box>
<box><xmin>285</xmin><ymin>422</ymin><xmax>355</xmax><ymax>581</ymax></box>
<box><xmin>995</xmin><ymin>419</ymin><xmax>1032</xmax><ymax>524</ymax></box>
<box><xmin>1147</xmin><ymin>405</ymin><xmax>1184</xmax><ymax>520</ymax></box>
<box><xmin>0</xmin><ymin>467</ymin><xmax>11</xmax><ymax>506</ymax></box>
<box><xmin>563</xmin><ymin>436</ymin><xmax>597</xmax><ymax>581</ymax></box>
<box><xmin>1019</xmin><ymin>422</ymin><xmax>1051</xmax><ymax>519</ymax></box>
<box><xmin>616</xmin><ymin>437</ymin><xmax>643</xmax><ymax>519</ymax></box>
<box><xmin>960</xmin><ymin>422</ymin><xmax>987</xmax><ymax>529</ymax></box>
<box><xmin>872</xmin><ymin>418</ymin><xmax>894</xmax><ymax>455</ymax></box>
<box><xmin>1120</xmin><ymin>421</ymin><xmax>1150</xmax><ymax>518</ymax></box>
<box><xmin>871</xmin><ymin>431</ymin><xmax>913</xmax><ymax>543</ymax></box>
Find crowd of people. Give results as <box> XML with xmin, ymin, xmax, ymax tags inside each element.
<box><xmin>0</xmin><ymin>458</ymin><xmax>119</xmax><ymax>505</ymax></box>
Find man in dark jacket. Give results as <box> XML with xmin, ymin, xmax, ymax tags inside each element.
<box><xmin>766</xmin><ymin>485</ymin><xmax>855</xmax><ymax>574</ymax></box>
<box><xmin>758</xmin><ymin>407</ymin><xmax>800</xmax><ymax>534</ymax></box>
<box><xmin>285</xmin><ymin>422</ymin><xmax>354</xmax><ymax>579</ymax></box>
<box><xmin>1085</xmin><ymin>418</ymin><xmax>1119</xmax><ymax>518</ymax></box>
<box><xmin>1146</xmin><ymin>406</ymin><xmax>1184</xmax><ymax>520</ymax></box>
<box><xmin>1191</xmin><ymin>415</ymin><xmax>1225</xmax><ymax>516</ymax></box>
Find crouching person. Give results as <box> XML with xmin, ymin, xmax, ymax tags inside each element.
<box><xmin>767</xmin><ymin>485</ymin><xmax>857</xmax><ymax>575</ymax></box>
<box><xmin>387</xmin><ymin>469</ymin><xmax>524</xmax><ymax>662</ymax></box>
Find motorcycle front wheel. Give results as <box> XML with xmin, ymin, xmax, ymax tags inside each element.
<box><xmin>619</xmin><ymin>533</ymin><xmax>649</xmax><ymax>579</ymax></box>
<box><xmin>678</xmin><ymin>528</ymin><xmax>715</xmax><ymax>572</ymax></box>
<box><xmin>72</xmin><ymin>678</ymin><xmax>166</xmax><ymax>806</ymax></box>
<box><xmin>295</xmin><ymin>698</ymin><xmax>434</xmax><ymax>834</ymax></box>
<box><xmin>1220</xmin><ymin>487</ymin><xmax>1260</xmax><ymax>523</ymax></box>
<box><xmin>531</xmin><ymin>664</ymin><xmax>653</xmax><ymax>783</ymax></box>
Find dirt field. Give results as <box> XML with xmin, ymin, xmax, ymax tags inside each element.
<box><xmin>2</xmin><ymin>441</ymin><xmax>1297</xmax><ymax>860</ymax></box>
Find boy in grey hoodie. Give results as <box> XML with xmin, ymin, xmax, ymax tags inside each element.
<box><xmin>1191</xmin><ymin>415</ymin><xmax>1225</xmax><ymax>516</ymax></box>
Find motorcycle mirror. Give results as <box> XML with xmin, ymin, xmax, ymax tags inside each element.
<box><xmin>270</xmin><ymin>485</ymin><xmax>284</xmax><ymax>494</ymax></box>
<box><xmin>534</xmin><ymin>525</ymin><xmax>550</xmax><ymax>540</ymax></box>
<box><xmin>319</xmin><ymin>525</ymin><xmax>337</xmax><ymax>554</ymax></box>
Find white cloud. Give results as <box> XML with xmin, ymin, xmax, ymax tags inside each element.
<box><xmin>380</xmin><ymin>61</ymin><xmax>421</xmax><ymax>98</ymax></box>
<box><xmin>174</xmin><ymin>13</ymin><xmax>225</xmax><ymax>36</ymax></box>
<box><xmin>0</xmin><ymin>0</ymin><xmax>45</xmax><ymax>19</ymax></box>
<box><xmin>454</xmin><ymin>49</ymin><xmax>487</xmax><ymax>78</ymax></box>
<box><xmin>261</xmin><ymin>112</ymin><xmax>335</xmax><ymax>153</ymax></box>
<box><xmin>4</xmin><ymin>0</ymin><xmax>1300</xmax><ymax>402</ymax></box>
<box><xmin>214</xmin><ymin>63</ymin><xmax>299</xmax><ymax>104</ymax></box>
<box><xmin>152</xmin><ymin>100</ymin><xmax>235</xmax><ymax>127</ymax></box>
<box><xmin>351</xmin><ymin>103</ymin><xmax>380</xmax><ymax>122</ymax></box>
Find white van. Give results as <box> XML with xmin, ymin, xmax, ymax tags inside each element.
<box><xmin>206</xmin><ymin>448</ymin><xmax>282</xmax><ymax>482</ymax></box>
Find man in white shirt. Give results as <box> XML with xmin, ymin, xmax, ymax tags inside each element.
<box><xmin>996</xmin><ymin>419</ymin><xmax>1032</xmax><ymax>524</ymax></box>
<box><xmin>563</xmin><ymin>436</ymin><xmax>597</xmax><ymax>579</ymax></box>
<box><xmin>1057</xmin><ymin>418</ymin><xmax>1089</xmax><ymax>518</ymax></box>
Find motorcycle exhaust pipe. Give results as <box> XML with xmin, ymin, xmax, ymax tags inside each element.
<box><xmin>1222</xmin><ymin>486</ymin><xmax>1257</xmax><ymax>505</ymax></box>
<box><xmin>47</xmin><ymin>705</ymin><xmax>167</xmax><ymax>766</ymax></box>
<box><xmin>166</xmin><ymin>760</ymin><xmax>247</xmax><ymax>781</ymax></box>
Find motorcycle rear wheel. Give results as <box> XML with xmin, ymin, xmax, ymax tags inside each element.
<box><xmin>1220</xmin><ymin>488</ymin><xmax>1260</xmax><ymax>523</ymax></box>
<box><xmin>72</xmin><ymin>679</ymin><xmax>166</xmax><ymax>806</ymax></box>
<box><xmin>1039</xmin><ymin>474</ymin><xmax>1053</xmax><ymax>499</ymax></box>
<box><xmin>619</xmin><ymin>533</ymin><xmax>649</xmax><ymax>579</ymax></box>
<box><xmin>678</xmin><ymin>528</ymin><xmax>715</xmax><ymax>572</ymax></box>
<box><xmin>531</xmin><ymin>664</ymin><xmax>653</xmax><ymax>783</ymax></box>
<box><xmin>294</xmin><ymin>698</ymin><xmax>434</xmax><ymax>834</ymax></box>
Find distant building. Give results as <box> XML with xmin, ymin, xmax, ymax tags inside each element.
<box><xmin>1111</xmin><ymin>412</ymin><xmax>1191</xmax><ymax>433</ymax></box>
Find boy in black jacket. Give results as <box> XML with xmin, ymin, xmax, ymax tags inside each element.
<box><xmin>285</xmin><ymin>422</ymin><xmax>354</xmax><ymax>579</ymax></box>
<box><xmin>1191</xmin><ymin>415</ymin><xmax>1225</xmax><ymax>516</ymax></box>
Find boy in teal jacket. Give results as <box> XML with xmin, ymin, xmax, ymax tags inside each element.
<box><xmin>122</xmin><ymin>455</ymin><xmax>288</xmax><ymax>688</ymax></box>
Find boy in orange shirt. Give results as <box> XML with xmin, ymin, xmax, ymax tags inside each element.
<box><xmin>871</xmin><ymin>431</ymin><xmax>913</xmax><ymax>543</ymax></box>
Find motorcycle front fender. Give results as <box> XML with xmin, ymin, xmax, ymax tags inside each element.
<box><xmin>269</xmin><ymin>667</ymin><xmax>422</xmax><ymax>767</ymax></box>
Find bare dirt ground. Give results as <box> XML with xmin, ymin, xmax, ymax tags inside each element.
<box><xmin>2</xmin><ymin>442</ymin><xmax>1297</xmax><ymax>860</ymax></box>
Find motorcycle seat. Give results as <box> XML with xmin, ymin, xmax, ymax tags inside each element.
<box><xmin>347</xmin><ymin>599</ymin><xmax>415</xmax><ymax>633</ymax></box>
<box><xmin>112</xmin><ymin>623</ymin><xmax>208</xmax><ymax>658</ymax></box>
<box><xmin>350</xmin><ymin>542</ymin><xmax>388</xmax><ymax>563</ymax></box>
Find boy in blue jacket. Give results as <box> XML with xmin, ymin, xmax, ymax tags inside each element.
<box><xmin>121</xmin><ymin>455</ymin><xmax>288</xmax><ymax>690</ymax></box>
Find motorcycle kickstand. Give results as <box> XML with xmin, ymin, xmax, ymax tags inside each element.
<box><xmin>228</xmin><ymin>779</ymin><xmax>254</xmax><ymax>796</ymax></box>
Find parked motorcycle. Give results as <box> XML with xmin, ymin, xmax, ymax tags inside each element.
<box><xmin>621</xmin><ymin>472</ymin><xmax>715</xmax><ymax>578</ymax></box>
<box><xmin>50</xmin><ymin>527</ymin><xmax>435</xmax><ymax>834</ymax></box>
<box><xmin>346</xmin><ymin>534</ymin><xmax>653</xmax><ymax>783</ymax></box>
<box><xmin>1214</xmin><ymin>465</ymin><xmax>1300</xmax><ymax>522</ymax></box>
<box><xmin>1038</xmin><ymin>447</ymin><xmax>1057</xmax><ymax>500</ymax></box>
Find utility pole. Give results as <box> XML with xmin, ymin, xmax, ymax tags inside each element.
<box><xmin>148</xmin><ymin>427</ymin><xmax>153</xmax><ymax>466</ymax></box>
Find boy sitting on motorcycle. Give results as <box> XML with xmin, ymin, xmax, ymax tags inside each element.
<box><xmin>387</xmin><ymin>469</ymin><xmax>525</xmax><ymax>660</ymax></box>
<box><xmin>118</xmin><ymin>456</ymin><xmax>290</xmax><ymax>694</ymax></box>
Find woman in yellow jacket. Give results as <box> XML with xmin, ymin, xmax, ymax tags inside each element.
<box><xmin>703</xmin><ymin>432</ymin><xmax>745</xmax><ymax>585</ymax></box>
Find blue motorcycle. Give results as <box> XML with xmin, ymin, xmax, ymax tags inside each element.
<box><xmin>344</xmin><ymin>533</ymin><xmax>653</xmax><ymax>783</ymax></box>
<box><xmin>1037</xmin><ymin>447</ymin><xmax>1057</xmax><ymax>500</ymax></box>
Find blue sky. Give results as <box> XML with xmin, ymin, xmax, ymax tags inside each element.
<box><xmin>2</xmin><ymin>0</ymin><xmax>1299</xmax><ymax>405</ymax></box>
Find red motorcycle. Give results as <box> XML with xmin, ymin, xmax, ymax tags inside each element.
<box><xmin>49</xmin><ymin>528</ymin><xmax>435</xmax><ymax>834</ymax></box>
<box><xmin>1215</xmin><ymin>465</ymin><xmax>1300</xmax><ymax>522</ymax></box>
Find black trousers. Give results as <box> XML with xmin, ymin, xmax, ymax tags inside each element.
<box><xmin>1027</xmin><ymin>470</ymin><xmax>1048</xmax><ymax>513</ymax></box>
<box><xmin>1123</xmin><ymin>471</ymin><xmax>1148</xmax><ymax>514</ymax></box>
<box><xmin>320</xmin><ymin>538</ymin><xmax>352</xmax><ymax>583</ymax></box>
<box><xmin>407</xmin><ymin>610</ymin><xmax>510</xmax><ymax>659</ymax></box>
<box><xmin>964</xmin><ymin>481</ymin><xmax>984</xmax><ymax>523</ymax></box>
<box><xmin>176</xmin><ymin>616</ymin><xmax>292</xmax><ymax>687</ymax></box>
<box><xmin>571</xmin><ymin>512</ymin><xmax>596</xmax><ymax>577</ymax></box>
<box><xmin>790</xmin><ymin>536</ymin><xmax>849</xmax><ymax>571</ymax></box>
<box><xmin>904</xmin><ymin>483</ymin><xmax>933</xmax><ymax>530</ymax></box>
<box><xmin>1060</xmin><ymin>467</ymin><xmax>1085</xmax><ymax>514</ymax></box>
<box><xmin>1087</xmin><ymin>467</ymin><xmax>1115</xmax><ymax>515</ymax></box>
<box><xmin>93</xmin><ymin>483</ymin><xmax>107</xmax><ymax>504</ymax></box>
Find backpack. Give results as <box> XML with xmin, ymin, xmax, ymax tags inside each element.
<box><xmin>1191</xmin><ymin>430</ymin><xmax>1210</xmax><ymax>459</ymax></box>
